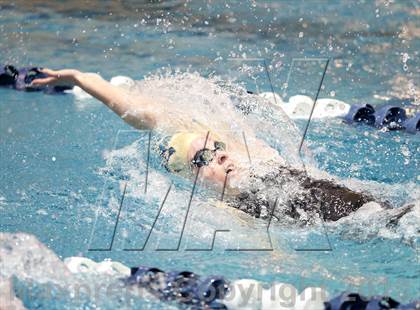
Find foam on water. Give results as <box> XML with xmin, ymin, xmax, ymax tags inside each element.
<box><xmin>0</xmin><ymin>233</ymin><xmax>70</xmax><ymax>284</ymax></box>
<box><xmin>69</xmin><ymin>71</ymin><xmax>306</xmax><ymax>167</ymax></box>
<box><xmin>96</xmin><ymin>137</ymin><xmax>280</xmax><ymax>251</ymax></box>
<box><xmin>88</xmin><ymin>139</ymin><xmax>419</xmax><ymax>304</ymax></box>
<box><xmin>132</xmin><ymin>71</ymin><xmax>306</xmax><ymax>167</ymax></box>
<box><xmin>330</xmin><ymin>201</ymin><xmax>420</xmax><ymax>245</ymax></box>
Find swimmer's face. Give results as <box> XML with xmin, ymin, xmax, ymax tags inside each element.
<box><xmin>187</xmin><ymin>135</ymin><xmax>238</xmax><ymax>187</ymax></box>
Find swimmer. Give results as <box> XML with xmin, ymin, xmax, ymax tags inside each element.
<box><xmin>31</xmin><ymin>68</ymin><xmax>413</xmax><ymax>224</ymax></box>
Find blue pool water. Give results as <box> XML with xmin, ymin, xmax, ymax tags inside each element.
<box><xmin>0</xmin><ymin>1</ymin><xmax>419</xmax><ymax>308</ymax></box>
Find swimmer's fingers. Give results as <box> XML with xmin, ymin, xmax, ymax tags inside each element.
<box><xmin>39</xmin><ymin>68</ymin><xmax>60</xmax><ymax>77</ymax></box>
<box><xmin>31</xmin><ymin>68</ymin><xmax>79</xmax><ymax>87</ymax></box>
<box><xmin>30</xmin><ymin>68</ymin><xmax>60</xmax><ymax>86</ymax></box>
<box><xmin>31</xmin><ymin>76</ymin><xmax>58</xmax><ymax>87</ymax></box>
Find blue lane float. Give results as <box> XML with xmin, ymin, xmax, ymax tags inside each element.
<box><xmin>325</xmin><ymin>292</ymin><xmax>419</xmax><ymax>310</ymax></box>
<box><xmin>0</xmin><ymin>64</ymin><xmax>72</xmax><ymax>93</ymax></box>
<box><xmin>126</xmin><ymin>265</ymin><xmax>229</xmax><ymax>308</ymax></box>
<box><xmin>343</xmin><ymin>103</ymin><xmax>376</xmax><ymax>125</ymax></box>
<box><xmin>374</xmin><ymin>105</ymin><xmax>407</xmax><ymax>130</ymax></box>
<box><xmin>2</xmin><ymin>64</ymin><xmax>419</xmax><ymax>135</ymax></box>
<box><xmin>344</xmin><ymin>103</ymin><xmax>419</xmax><ymax>134</ymax></box>
<box><xmin>403</xmin><ymin>113</ymin><xmax>420</xmax><ymax>134</ymax></box>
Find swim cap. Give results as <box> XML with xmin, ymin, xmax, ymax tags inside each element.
<box><xmin>165</xmin><ymin>132</ymin><xmax>202</xmax><ymax>174</ymax></box>
<box><xmin>160</xmin><ymin>129</ymin><xmax>225</xmax><ymax>175</ymax></box>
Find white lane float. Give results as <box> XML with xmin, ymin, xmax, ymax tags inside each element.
<box><xmin>261</xmin><ymin>282</ymin><xmax>299</xmax><ymax>310</ymax></box>
<box><xmin>64</xmin><ymin>256</ymin><xmax>97</xmax><ymax>273</ymax></box>
<box><xmin>223</xmin><ymin>279</ymin><xmax>263</xmax><ymax>310</ymax></box>
<box><xmin>224</xmin><ymin>279</ymin><xmax>328</xmax><ymax>310</ymax></box>
<box><xmin>110</xmin><ymin>75</ymin><xmax>135</xmax><ymax>89</ymax></box>
<box><xmin>261</xmin><ymin>282</ymin><xmax>328</xmax><ymax>310</ymax></box>
<box><xmin>296</xmin><ymin>286</ymin><xmax>330</xmax><ymax>310</ymax></box>
<box><xmin>315</xmin><ymin>98</ymin><xmax>351</xmax><ymax>118</ymax></box>
<box><xmin>66</xmin><ymin>85</ymin><xmax>93</xmax><ymax>100</ymax></box>
<box><xmin>64</xmin><ymin>257</ymin><xmax>130</xmax><ymax>276</ymax></box>
<box><xmin>259</xmin><ymin>92</ymin><xmax>350</xmax><ymax>119</ymax></box>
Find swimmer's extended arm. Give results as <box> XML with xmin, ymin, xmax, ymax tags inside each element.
<box><xmin>31</xmin><ymin>68</ymin><xmax>157</xmax><ymax>129</ymax></box>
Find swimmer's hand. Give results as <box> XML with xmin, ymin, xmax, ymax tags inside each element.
<box><xmin>32</xmin><ymin>68</ymin><xmax>157</xmax><ymax>129</ymax></box>
<box><xmin>30</xmin><ymin>68</ymin><xmax>81</xmax><ymax>87</ymax></box>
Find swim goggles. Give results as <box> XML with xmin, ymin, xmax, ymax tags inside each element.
<box><xmin>159</xmin><ymin>144</ymin><xmax>176</xmax><ymax>172</ymax></box>
<box><xmin>191</xmin><ymin>141</ymin><xmax>226</xmax><ymax>168</ymax></box>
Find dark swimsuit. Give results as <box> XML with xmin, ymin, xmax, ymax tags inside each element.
<box><xmin>224</xmin><ymin>165</ymin><xmax>387</xmax><ymax>224</ymax></box>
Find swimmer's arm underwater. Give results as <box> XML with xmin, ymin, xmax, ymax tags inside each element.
<box><xmin>31</xmin><ymin>68</ymin><xmax>157</xmax><ymax>129</ymax></box>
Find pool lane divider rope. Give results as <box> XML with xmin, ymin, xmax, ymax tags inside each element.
<box><xmin>344</xmin><ymin>103</ymin><xmax>419</xmax><ymax>134</ymax></box>
<box><xmin>64</xmin><ymin>257</ymin><xmax>419</xmax><ymax>309</ymax></box>
<box><xmin>1</xmin><ymin>64</ymin><xmax>418</xmax><ymax>134</ymax></box>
